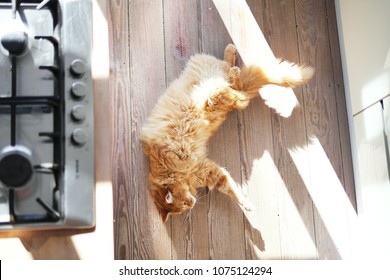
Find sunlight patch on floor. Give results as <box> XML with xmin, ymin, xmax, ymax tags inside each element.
<box><xmin>244</xmin><ymin>151</ymin><xmax>317</xmax><ymax>259</ymax></box>
<box><xmin>289</xmin><ymin>138</ymin><xmax>358</xmax><ymax>259</ymax></box>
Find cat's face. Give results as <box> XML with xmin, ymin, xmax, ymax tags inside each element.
<box><xmin>152</xmin><ymin>185</ymin><xmax>196</xmax><ymax>222</ymax></box>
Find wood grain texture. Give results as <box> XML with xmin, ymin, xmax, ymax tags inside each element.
<box><xmin>261</xmin><ymin>0</ymin><xmax>317</xmax><ymax>260</ymax></box>
<box><xmin>129</xmin><ymin>0</ymin><xmax>172</xmax><ymax>260</ymax></box>
<box><xmin>108</xmin><ymin>0</ymin><xmax>133</xmax><ymax>260</ymax></box>
<box><xmin>233</xmin><ymin>0</ymin><xmax>282</xmax><ymax>260</ymax></box>
<box><xmin>296</xmin><ymin>0</ymin><xmax>342</xmax><ymax>259</ymax></box>
<box><xmin>295</xmin><ymin>0</ymin><xmax>352</xmax><ymax>259</ymax></box>
<box><xmin>325</xmin><ymin>0</ymin><xmax>356</xmax><ymax>210</ymax></box>
<box><xmin>108</xmin><ymin>0</ymin><xmax>357</xmax><ymax>260</ymax></box>
<box><xmin>200</xmin><ymin>0</ymin><xmax>246</xmax><ymax>260</ymax></box>
<box><xmin>163</xmin><ymin>0</ymin><xmax>210</xmax><ymax>260</ymax></box>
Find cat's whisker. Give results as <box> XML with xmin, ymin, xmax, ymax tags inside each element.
<box><xmin>195</xmin><ymin>195</ymin><xmax>207</xmax><ymax>201</ymax></box>
<box><xmin>193</xmin><ymin>201</ymin><xmax>206</xmax><ymax>205</ymax></box>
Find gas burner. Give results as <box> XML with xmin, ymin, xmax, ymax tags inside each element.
<box><xmin>0</xmin><ymin>145</ymin><xmax>33</xmax><ymax>188</ymax></box>
<box><xmin>0</xmin><ymin>24</ymin><xmax>28</xmax><ymax>56</ymax></box>
<box><xmin>0</xmin><ymin>0</ymin><xmax>94</xmax><ymax>230</ymax></box>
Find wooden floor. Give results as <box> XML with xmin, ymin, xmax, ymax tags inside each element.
<box><xmin>108</xmin><ymin>0</ymin><xmax>356</xmax><ymax>260</ymax></box>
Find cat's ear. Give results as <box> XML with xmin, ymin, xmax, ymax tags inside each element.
<box><xmin>165</xmin><ymin>191</ymin><xmax>173</xmax><ymax>204</ymax></box>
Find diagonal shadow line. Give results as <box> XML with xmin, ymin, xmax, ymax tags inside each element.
<box><xmin>243</xmin><ymin>211</ymin><xmax>266</xmax><ymax>253</ymax></box>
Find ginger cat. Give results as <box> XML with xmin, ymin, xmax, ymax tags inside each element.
<box><xmin>140</xmin><ymin>44</ymin><xmax>313</xmax><ymax>222</ymax></box>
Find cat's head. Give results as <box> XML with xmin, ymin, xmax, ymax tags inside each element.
<box><xmin>151</xmin><ymin>184</ymin><xmax>196</xmax><ymax>223</ymax></box>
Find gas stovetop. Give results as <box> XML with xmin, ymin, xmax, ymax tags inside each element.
<box><xmin>0</xmin><ymin>0</ymin><xmax>94</xmax><ymax>230</ymax></box>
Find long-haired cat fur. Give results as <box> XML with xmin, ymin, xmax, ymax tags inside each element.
<box><xmin>140</xmin><ymin>44</ymin><xmax>313</xmax><ymax>222</ymax></box>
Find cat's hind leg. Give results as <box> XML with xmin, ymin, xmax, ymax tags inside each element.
<box><xmin>224</xmin><ymin>44</ymin><xmax>237</xmax><ymax>67</ymax></box>
<box><xmin>224</xmin><ymin>45</ymin><xmax>246</xmax><ymax>93</ymax></box>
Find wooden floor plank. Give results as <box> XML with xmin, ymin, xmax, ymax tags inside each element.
<box><xmin>325</xmin><ymin>0</ymin><xmax>356</xmax><ymax>210</ymax></box>
<box><xmin>108</xmin><ymin>0</ymin><xmax>133</xmax><ymax>260</ymax></box>
<box><xmin>162</xmin><ymin>0</ymin><xmax>210</xmax><ymax>260</ymax></box>
<box><xmin>201</xmin><ymin>0</ymin><xmax>246</xmax><ymax>260</ymax></box>
<box><xmin>262</xmin><ymin>0</ymin><xmax>318</xmax><ymax>259</ymax></box>
<box><xmin>128</xmin><ymin>0</ymin><xmax>172</xmax><ymax>260</ymax></box>
<box><xmin>238</xmin><ymin>99</ymin><xmax>282</xmax><ymax>260</ymax></box>
<box><xmin>231</xmin><ymin>0</ymin><xmax>282</xmax><ymax>260</ymax></box>
<box><xmin>295</xmin><ymin>0</ymin><xmax>351</xmax><ymax>259</ymax></box>
<box><xmin>296</xmin><ymin>0</ymin><xmax>343</xmax><ymax>174</ymax></box>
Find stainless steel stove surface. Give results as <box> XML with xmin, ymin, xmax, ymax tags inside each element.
<box><xmin>0</xmin><ymin>0</ymin><xmax>94</xmax><ymax>230</ymax></box>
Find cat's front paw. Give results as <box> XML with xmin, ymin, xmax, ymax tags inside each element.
<box><xmin>228</xmin><ymin>67</ymin><xmax>243</xmax><ymax>90</ymax></box>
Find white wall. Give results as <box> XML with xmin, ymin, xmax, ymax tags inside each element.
<box><xmin>336</xmin><ymin>0</ymin><xmax>390</xmax><ymax>259</ymax></box>
<box><xmin>353</xmin><ymin>99</ymin><xmax>390</xmax><ymax>258</ymax></box>
<box><xmin>336</xmin><ymin>0</ymin><xmax>390</xmax><ymax>115</ymax></box>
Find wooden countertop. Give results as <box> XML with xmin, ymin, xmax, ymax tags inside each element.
<box><xmin>0</xmin><ymin>0</ymin><xmax>113</xmax><ymax>260</ymax></box>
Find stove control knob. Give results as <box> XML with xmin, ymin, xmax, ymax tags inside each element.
<box><xmin>70</xmin><ymin>59</ymin><xmax>86</xmax><ymax>76</ymax></box>
<box><xmin>71</xmin><ymin>105</ymin><xmax>86</xmax><ymax>122</ymax></box>
<box><xmin>71</xmin><ymin>82</ymin><xmax>86</xmax><ymax>99</ymax></box>
<box><xmin>72</xmin><ymin>128</ymin><xmax>87</xmax><ymax>146</ymax></box>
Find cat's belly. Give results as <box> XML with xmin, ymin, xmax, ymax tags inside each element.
<box><xmin>191</xmin><ymin>77</ymin><xmax>229</xmax><ymax>110</ymax></box>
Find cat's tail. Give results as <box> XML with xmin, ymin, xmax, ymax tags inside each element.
<box><xmin>240</xmin><ymin>60</ymin><xmax>314</xmax><ymax>96</ymax></box>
